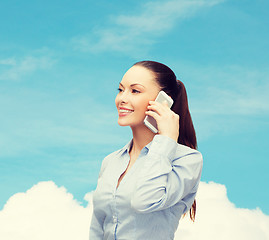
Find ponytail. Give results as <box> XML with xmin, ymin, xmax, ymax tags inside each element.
<box><xmin>172</xmin><ymin>80</ymin><xmax>197</xmax><ymax>149</ymax></box>
<box><xmin>172</xmin><ymin>80</ymin><xmax>197</xmax><ymax>222</ymax></box>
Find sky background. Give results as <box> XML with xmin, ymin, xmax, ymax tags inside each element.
<box><xmin>0</xmin><ymin>0</ymin><xmax>269</xmax><ymax>238</ymax></box>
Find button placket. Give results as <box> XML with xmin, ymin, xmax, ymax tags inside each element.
<box><xmin>112</xmin><ymin>187</ymin><xmax>118</xmax><ymax>226</ymax></box>
<box><xmin>113</xmin><ymin>215</ymin><xmax>117</xmax><ymax>223</ymax></box>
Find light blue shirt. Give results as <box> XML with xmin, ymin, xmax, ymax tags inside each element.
<box><xmin>90</xmin><ymin>135</ymin><xmax>203</xmax><ymax>240</ymax></box>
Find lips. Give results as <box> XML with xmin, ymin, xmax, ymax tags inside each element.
<box><xmin>118</xmin><ymin>107</ymin><xmax>134</xmax><ymax>116</ymax></box>
<box><xmin>119</xmin><ymin>109</ymin><xmax>133</xmax><ymax>113</ymax></box>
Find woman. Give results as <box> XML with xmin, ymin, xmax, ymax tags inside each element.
<box><xmin>90</xmin><ymin>61</ymin><xmax>203</xmax><ymax>240</ymax></box>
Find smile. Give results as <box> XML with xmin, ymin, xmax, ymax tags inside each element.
<box><xmin>118</xmin><ymin>108</ymin><xmax>134</xmax><ymax>116</ymax></box>
<box><xmin>119</xmin><ymin>109</ymin><xmax>134</xmax><ymax>113</ymax></box>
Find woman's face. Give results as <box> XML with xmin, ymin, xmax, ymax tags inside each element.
<box><xmin>115</xmin><ymin>66</ymin><xmax>160</xmax><ymax>128</ymax></box>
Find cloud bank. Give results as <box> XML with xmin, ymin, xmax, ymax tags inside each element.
<box><xmin>176</xmin><ymin>182</ymin><xmax>269</xmax><ymax>239</ymax></box>
<box><xmin>0</xmin><ymin>181</ymin><xmax>268</xmax><ymax>240</ymax></box>
<box><xmin>0</xmin><ymin>181</ymin><xmax>92</xmax><ymax>240</ymax></box>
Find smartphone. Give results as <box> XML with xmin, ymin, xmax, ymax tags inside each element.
<box><xmin>144</xmin><ymin>90</ymin><xmax>174</xmax><ymax>133</ymax></box>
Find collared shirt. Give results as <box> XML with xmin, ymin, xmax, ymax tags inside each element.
<box><xmin>90</xmin><ymin>135</ymin><xmax>203</xmax><ymax>240</ymax></box>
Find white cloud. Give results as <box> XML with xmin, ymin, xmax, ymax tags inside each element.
<box><xmin>0</xmin><ymin>54</ymin><xmax>56</xmax><ymax>81</ymax></box>
<box><xmin>176</xmin><ymin>182</ymin><xmax>269</xmax><ymax>239</ymax></box>
<box><xmin>71</xmin><ymin>0</ymin><xmax>224</xmax><ymax>55</ymax></box>
<box><xmin>0</xmin><ymin>181</ymin><xmax>92</xmax><ymax>240</ymax></box>
<box><xmin>0</xmin><ymin>58</ymin><xmax>16</xmax><ymax>66</ymax></box>
<box><xmin>0</xmin><ymin>181</ymin><xmax>268</xmax><ymax>240</ymax></box>
<box><xmin>115</xmin><ymin>0</ymin><xmax>223</xmax><ymax>32</ymax></box>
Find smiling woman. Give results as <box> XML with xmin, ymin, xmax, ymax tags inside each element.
<box><xmin>89</xmin><ymin>61</ymin><xmax>203</xmax><ymax>240</ymax></box>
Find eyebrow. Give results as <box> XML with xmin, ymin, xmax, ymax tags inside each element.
<box><xmin>119</xmin><ymin>82</ymin><xmax>145</xmax><ymax>88</ymax></box>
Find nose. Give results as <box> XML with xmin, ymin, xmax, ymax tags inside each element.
<box><xmin>117</xmin><ymin>91</ymin><xmax>129</xmax><ymax>104</ymax></box>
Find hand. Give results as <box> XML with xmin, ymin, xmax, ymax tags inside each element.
<box><xmin>146</xmin><ymin>100</ymin><xmax>179</xmax><ymax>142</ymax></box>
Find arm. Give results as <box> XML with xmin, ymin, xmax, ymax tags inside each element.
<box><xmin>131</xmin><ymin>134</ymin><xmax>203</xmax><ymax>213</ymax></box>
<box><xmin>89</xmin><ymin>154</ymin><xmax>112</xmax><ymax>239</ymax></box>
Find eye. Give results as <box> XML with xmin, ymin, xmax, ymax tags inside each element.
<box><xmin>132</xmin><ymin>89</ymin><xmax>140</xmax><ymax>94</ymax></box>
<box><xmin>117</xmin><ymin>88</ymin><xmax>123</xmax><ymax>92</ymax></box>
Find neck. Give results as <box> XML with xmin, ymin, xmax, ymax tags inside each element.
<box><xmin>130</xmin><ymin>124</ymin><xmax>155</xmax><ymax>155</ymax></box>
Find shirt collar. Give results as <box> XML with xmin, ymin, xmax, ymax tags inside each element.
<box><xmin>145</xmin><ymin>140</ymin><xmax>153</xmax><ymax>150</ymax></box>
<box><xmin>120</xmin><ymin>138</ymin><xmax>154</xmax><ymax>156</ymax></box>
<box><xmin>119</xmin><ymin>139</ymin><xmax>133</xmax><ymax>156</ymax></box>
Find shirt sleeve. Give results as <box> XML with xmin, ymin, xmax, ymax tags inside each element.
<box><xmin>89</xmin><ymin>155</ymin><xmax>111</xmax><ymax>239</ymax></box>
<box><xmin>130</xmin><ymin>134</ymin><xmax>203</xmax><ymax>213</ymax></box>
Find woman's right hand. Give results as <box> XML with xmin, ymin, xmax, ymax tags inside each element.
<box><xmin>146</xmin><ymin>101</ymin><xmax>179</xmax><ymax>142</ymax></box>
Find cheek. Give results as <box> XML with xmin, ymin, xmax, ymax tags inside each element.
<box><xmin>135</xmin><ymin>93</ymin><xmax>158</xmax><ymax>115</ymax></box>
<box><xmin>136</xmin><ymin>98</ymin><xmax>149</xmax><ymax>112</ymax></box>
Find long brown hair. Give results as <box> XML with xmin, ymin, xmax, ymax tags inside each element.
<box><xmin>134</xmin><ymin>60</ymin><xmax>197</xmax><ymax>221</ymax></box>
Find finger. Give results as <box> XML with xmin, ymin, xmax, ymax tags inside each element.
<box><xmin>149</xmin><ymin>100</ymin><xmax>170</xmax><ymax>110</ymax></box>
<box><xmin>162</xmin><ymin>100</ymin><xmax>169</xmax><ymax>107</ymax></box>
<box><xmin>149</xmin><ymin>100</ymin><xmax>165</xmax><ymax>106</ymax></box>
<box><xmin>147</xmin><ymin>105</ymin><xmax>163</xmax><ymax>116</ymax></box>
<box><xmin>145</xmin><ymin>110</ymin><xmax>161</xmax><ymax>121</ymax></box>
<box><xmin>148</xmin><ymin>102</ymin><xmax>170</xmax><ymax>115</ymax></box>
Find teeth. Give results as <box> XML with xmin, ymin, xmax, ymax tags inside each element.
<box><xmin>119</xmin><ymin>109</ymin><xmax>133</xmax><ymax>113</ymax></box>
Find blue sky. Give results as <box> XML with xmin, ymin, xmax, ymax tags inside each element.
<box><xmin>0</xmin><ymin>0</ymin><xmax>268</xmax><ymax>216</ymax></box>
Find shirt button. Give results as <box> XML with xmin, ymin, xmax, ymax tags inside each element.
<box><xmin>113</xmin><ymin>216</ymin><xmax>117</xmax><ymax>223</ymax></box>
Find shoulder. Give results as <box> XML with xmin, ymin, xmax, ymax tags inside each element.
<box><xmin>100</xmin><ymin>143</ymin><xmax>129</xmax><ymax>169</ymax></box>
<box><xmin>102</xmin><ymin>148</ymin><xmax>122</xmax><ymax>163</ymax></box>
<box><xmin>97</xmin><ymin>148</ymin><xmax>123</xmax><ymax>178</ymax></box>
<box><xmin>149</xmin><ymin>135</ymin><xmax>202</xmax><ymax>164</ymax></box>
<box><xmin>176</xmin><ymin>143</ymin><xmax>202</xmax><ymax>157</ymax></box>
<box><xmin>173</xmin><ymin>144</ymin><xmax>203</xmax><ymax>174</ymax></box>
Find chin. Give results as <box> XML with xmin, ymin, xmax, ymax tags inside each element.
<box><xmin>117</xmin><ymin>120</ymin><xmax>130</xmax><ymax>126</ymax></box>
<box><xmin>117</xmin><ymin>119</ymin><xmax>144</xmax><ymax>128</ymax></box>
<box><xmin>118</xmin><ymin>123</ymin><xmax>128</xmax><ymax>127</ymax></box>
